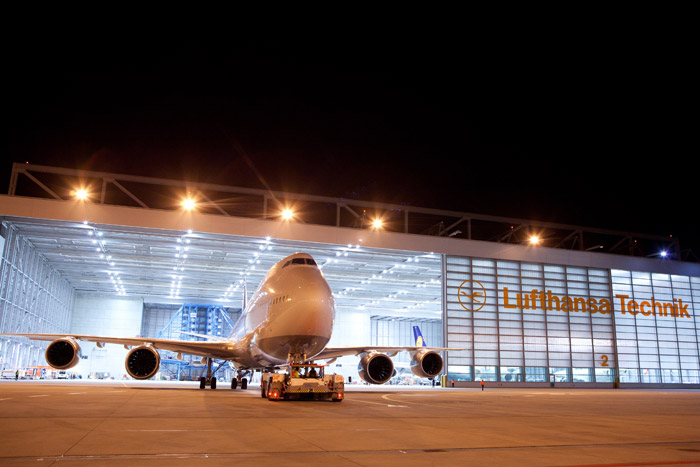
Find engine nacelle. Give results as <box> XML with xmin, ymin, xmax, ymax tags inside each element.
<box><xmin>410</xmin><ymin>349</ymin><xmax>443</xmax><ymax>378</ymax></box>
<box><xmin>357</xmin><ymin>352</ymin><xmax>394</xmax><ymax>384</ymax></box>
<box><xmin>125</xmin><ymin>345</ymin><xmax>160</xmax><ymax>380</ymax></box>
<box><xmin>45</xmin><ymin>337</ymin><xmax>82</xmax><ymax>370</ymax></box>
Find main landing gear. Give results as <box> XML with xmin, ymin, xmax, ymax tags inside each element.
<box><xmin>230</xmin><ymin>375</ymin><xmax>248</xmax><ymax>390</ymax></box>
<box><xmin>198</xmin><ymin>358</ymin><xmax>249</xmax><ymax>390</ymax></box>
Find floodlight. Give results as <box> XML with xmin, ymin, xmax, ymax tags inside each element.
<box><xmin>371</xmin><ymin>219</ymin><xmax>384</xmax><ymax>230</ymax></box>
<box><xmin>74</xmin><ymin>188</ymin><xmax>89</xmax><ymax>200</ymax></box>
<box><xmin>182</xmin><ymin>198</ymin><xmax>196</xmax><ymax>211</ymax></box>
<box><xmin>281</xmin><ymin>208</ymin><xmax>294</xmax><ymax>220</ymax></box>
<box><xmin>529</xmin><ymin>235</ymin><xmax>541</xmax><ymax>246</ymax></box>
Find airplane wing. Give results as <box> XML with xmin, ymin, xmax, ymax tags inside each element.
<box><xmin>314</xmin><ymin>345</ymin><xmax>458</xmax><ymax>361</ymax></box>
<box><xmin>0</xmin><ymin>333</ymin><xmax>245</xmax><ymax>361</ymax></box>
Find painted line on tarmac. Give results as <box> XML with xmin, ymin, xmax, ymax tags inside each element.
<box><xmin>28</xmin><ymin>394</ymin><xmax>49</xmax><ymax>398</ymax></box>
<box><xmin>381</xmin><ymin>393</ymin><xmax>457</xmax><ymax>409</ymax></box>
<box><xmin>0</xmin><ymin>398</ymin><xmax>12</xmax><ymax>401</ymax></box>
<box><xmin>68</xmin><ymin>392</ymin><xmax>87</xmax><ymax>395</ymax></box>
<box><xmin>351</xmin><ymin>398</ymin><xmax>408</xmax><ymax>408</ymax></box>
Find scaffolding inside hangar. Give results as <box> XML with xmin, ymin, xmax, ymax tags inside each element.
<box><xmin>156</xmin><ymin>304</ymin><xmax>238</xmax><ymax>382</ymax></box>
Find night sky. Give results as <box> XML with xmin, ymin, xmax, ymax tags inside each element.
<box><xmin>4</xmin><ymin>23</ymin><xmax>698</xmax><ymax>258</ymax></box>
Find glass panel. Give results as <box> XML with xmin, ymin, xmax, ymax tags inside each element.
<box><xmin>681</xmin><ymin>370</ymin><xmax>700</xmax><ymax>384</ymax></box>
<box><xmin>549</xmin><ymin>367</ymin><xmax>571</xmax><ymax>382</ymax></box>
<box><xmin>447</xmin><ymin>365</ymin><xmax>472</xmax><ymax>382</ymax></box>
<box><xmin>572</xmin><ymin>368</ymin><xmax>593</xmax><ymax>382</ymax></box>
<box><xmin>474</xmin><ymin>366</ymin><xmax>498</xmax><ymax>382</ymax></box>
<box><xmin>500</xmin><ymin>367</ymin><xmax>523</xmax><ymax>382</ymax></box>
<box><xmin>661</xmin><ymin>369</ymin><xmax>681</xmax><ymax>383</ymax></box>
<box><xmin>619</xmin><ymin>368</ymin><xmax>639</xmax><ymax>383</ymax></box>
<box><xmin>640</xmin><ymin>368</ymin><xmax>660</xmax><ymax>383</ymax></box>
<box><xmin>595</xmin><ymin>368</ymin><xmax>615</xmax><ymax>382</ymax></box>
<box><xmin>525</xmin><ymin>367</ymin><xmax>548</xmax><ymax>382</ymax></box>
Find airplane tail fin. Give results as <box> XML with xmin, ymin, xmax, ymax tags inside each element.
<box><xmin>413</xmin><ymin>326</ymin><xmax>427</xmax><ymax>347</ymax></box>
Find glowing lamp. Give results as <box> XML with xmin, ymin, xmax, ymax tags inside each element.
<box><xmin>371</xmin><ymin>219</ymin><xmax>383</xmax><ymax>230</ymax></box>
<box><xmin>74</xmin><ymin>188</ymin><xmax>89</xmax><ymax>200</ymax></box>
<box><xmin>181</xmin><ymin>198</ymin><xmax>196</xmax><ymax>211</ymax></box>
<box><xmin>281</xmin><ymin>208</ymin><xmax>294</xmax><ymax>220</ymax></box>
<box><xmin>529</xmin><ymin>235</ymin><xmax>540</xmax><ymax>246</ymax></box>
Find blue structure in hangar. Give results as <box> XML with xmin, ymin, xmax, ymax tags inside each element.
<box><xmin>156</xmin><ymin>304</ymin><xmax>239</xmax><ymax>382</ymax></box>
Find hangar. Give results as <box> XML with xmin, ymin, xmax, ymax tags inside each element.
<box><xmin>1</xmin><ymin>164</ymin><xmax>699</xmax><ymax>387</ymax></box>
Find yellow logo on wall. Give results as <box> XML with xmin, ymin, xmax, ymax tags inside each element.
<box><xmin>457</xmin><ymin>280</ymin><xmax>487</xmax><ymax>312</ymax></box>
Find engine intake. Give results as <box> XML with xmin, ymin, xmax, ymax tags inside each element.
<box><xmin>125</xmin><ymin>345</ymin><xmax>160</xmax><ymax>379</ymax></box>
<box><xmin>45</xmin><ymin>338</ymin><xmax>82</xmax><ymax>369</ymax></box>
<box><xmin>410</xmin><ymin>349</ymin><xmax>443</xmax><ymax>378</ymax></box>
<box><xmin>358</xmin><ymin>352</ymin><xmax>394</xmax><ymax>384</ymax></box>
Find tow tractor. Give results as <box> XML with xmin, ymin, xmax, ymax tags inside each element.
<box><xmin>262</xmin><ymin>363</ymin><xmax>344</xmax><ymax>402</ymax></box>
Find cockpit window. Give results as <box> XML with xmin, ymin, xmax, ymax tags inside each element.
<box><xmin>284</xmin><ymin>257</ymin><xmax>317</xmax><ymax>267</ymax></box>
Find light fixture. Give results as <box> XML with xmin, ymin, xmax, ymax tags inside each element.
<box><xmin>371</xmin><ymin>218</ymin><xmax>383</xmax><ymax>230</ymax></box>
<box><xmin>281</xmin><ymin>208</ymin><xmax>294</xmax><ymax>221</ymax></box>
<box><xmin>182</xmin><ymin>198</ymin><xmax>196</xmax><ymax>211</ymax></box>
<box><xmin>73</xmin><ymin>188</ymin><xmax>89</xmax><ymax>201</ymax></box>
<box><xmin>529</xmin><ymin>235</ymin><xmax>541</xmax><ymax>246</ymax></box>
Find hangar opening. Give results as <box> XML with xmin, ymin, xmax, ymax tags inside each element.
<box><xmin>0</xmin><ymin>217</ymin><xmax>443</xmax><ymax>384</ymax></box>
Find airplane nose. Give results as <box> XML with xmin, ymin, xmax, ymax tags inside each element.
<box><xmin>283</xmin><ymin>294</ymin><xmax>335</xmax><ymax>337</ymax></box>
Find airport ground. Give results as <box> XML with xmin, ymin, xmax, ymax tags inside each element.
<box><xmin>0</xmin><ymin>380</ymin><xmax>699</xmax><ymax>466</ymax></box>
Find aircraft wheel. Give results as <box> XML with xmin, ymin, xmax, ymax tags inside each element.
<box><xmin>211</xmin><ymin>377</ymin><xmax>217</xmax><ymax>389</ymax></box>
<box><xmin>199</xmin><ymin>377</ymin><xmax>206</xmax><ymax>389</ymax></box>
<box><xmin>241</xmin><ymin>378</ymin><xmax>248</xmax><ymax>390</ymax></box>
<box><xmin>231</xmin><ymin>377</ymin><xmax>238</xmax><ymax>389</ymax></box>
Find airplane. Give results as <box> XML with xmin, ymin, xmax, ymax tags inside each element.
<box><xmin>1</xmin><ymin>252</ymin><xmax>453</xmax><ymax>393</ymax></box>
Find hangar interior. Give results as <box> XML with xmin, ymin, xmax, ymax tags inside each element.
<box><xmin>0</xmin><ymin>216</ymin><xmax>443</xmax><ymax>383</ymax></box>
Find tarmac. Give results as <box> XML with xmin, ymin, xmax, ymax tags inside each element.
<box><xmin>1</xmin><ymin>379</ymin><xmax>699</xmax><ymax>466</ymax></box>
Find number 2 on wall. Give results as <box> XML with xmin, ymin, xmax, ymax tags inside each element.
<box><xmin>601</xmin><ymin>355</ymin><xmax>609</xmax><ymax>367</ymax></box>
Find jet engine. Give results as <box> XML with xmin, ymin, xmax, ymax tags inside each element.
<box><xmin>125</xmin><ymin>345</ymin><xmax>160</xmax><ymax>379</ymax></box>
<box><xmin>45</xmin><ymin>337</ymin><xmax>82</xmax><ymax>370</ymax></box>
<box><xmin>410</xmin><ymin>349</ymin><xmax>443</xmax><ymax>378</ymax></box>
<box><xmin>357</xmin><ymin>352</ymin><xmax>394</xmax><ymax>384</ymax></box>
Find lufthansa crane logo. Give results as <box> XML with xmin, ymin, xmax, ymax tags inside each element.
<box><xmin>457</xmin><ymin>280</ymin><xmax>487</xmax><ymax>312</ymax></box>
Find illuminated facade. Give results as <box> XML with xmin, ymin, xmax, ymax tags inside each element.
<box><xmin>445</xmin><ymin>256</ymin><xmax>700</xmax><ymax>386</ymax></box>
<box><xmin>1</xmin><ymin>165</ymin><xmax>698</xmax><ymax>387</ymax></box>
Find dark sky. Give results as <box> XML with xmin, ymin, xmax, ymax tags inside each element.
<box><xmin>4</xmin><ymin>23</ymin><xmax>698</xmax><ymax>258</ymax></box>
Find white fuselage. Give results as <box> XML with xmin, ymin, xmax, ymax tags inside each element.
<box><xmin>229</xmin><ymin>253</ymin><xmax>335</xmax><ymax>368</ymax></box>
